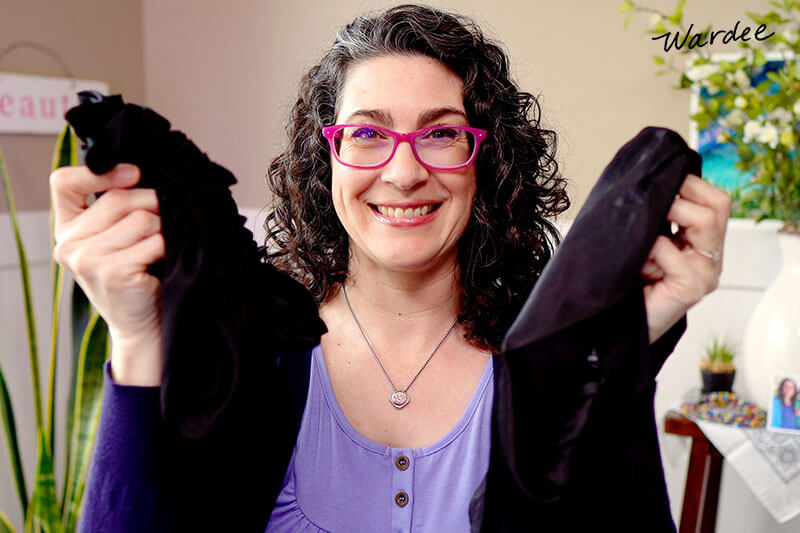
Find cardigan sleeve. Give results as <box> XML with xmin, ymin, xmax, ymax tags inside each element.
<box><xmin>648</xmin><ymin>314</ymin><xmax>687</xmax><ymax>379</ymax></box>
<box><xmin>79</xmin><ymin>362</ymin><xmax>173</xmax><ymax>533</ymax></box>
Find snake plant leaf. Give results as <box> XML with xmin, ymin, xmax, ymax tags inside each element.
<box><xmin>0</xmin><ymin>364</ymin><xmax>27</xmax><ymax>517</ymax></box>
<box><xmin>60</xmin><ymin>284</ymin><xmax>90</xmax><ymax>515</ymax></box>
<box><xmin>45</xmin><ymin>127</ymin><xmax>78</xmax><ymax>461</ymax></box>
<box><xmin>49</xmin><ymin>125</ymin><xmax>77</xmax><ymax>296</ymax></box>
<box><xmin>0</xmin><ymin>509</ymin><xmax>16</xmax><ymax>533</ymax></box>
<box><xmin>62</xmin><ymin>312</ymin><xmax>108</xmax><ymax>530</ymax></box>
<box><xmin>50</xmin><ymin>125</ymin><xmax>77</xmax><ymax>172</ymax></box>
<box><xmin>0</xmin><ymin>146</ymin><xmax>44</xmax><ymax>435</ymax></box>
<box><xmin>44</xmin><ymin>268</ymin><xmax>65</xmax><ymax>458</ymax></box>
<box><xmin>32</xmin><ymin>432</ymin><xmax>60</xmax><ymax>533</ymax></box>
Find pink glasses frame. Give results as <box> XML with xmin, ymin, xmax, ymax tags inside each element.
<box><xmin>321</xmin><ymin>124</ymin><xmax>488</xmax><ymax>170</ymax></box>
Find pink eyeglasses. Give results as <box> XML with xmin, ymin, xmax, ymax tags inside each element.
<box><xmin>322</xmin><ymin>124</ymin><xmax>488</xmax><ymax>170</ymax></box>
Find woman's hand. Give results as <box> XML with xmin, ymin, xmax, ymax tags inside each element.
<box><xmin>641</xmin><ymin>174</ymin><xmax>731</xmax><ymax>343</ymax></box>
<box><xmin>51</xmin><ymin>163</ymin><xmax>165</xmax><ymax>385</ymax></box>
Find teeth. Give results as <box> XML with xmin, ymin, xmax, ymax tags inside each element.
<box><xmin>375</xmin><ymin>204</ymin><xmax>437</xmax><ymax>218</ymax></box>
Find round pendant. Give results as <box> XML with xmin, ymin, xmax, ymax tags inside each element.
<box><xmin>389</xmin><ymin>390</ymin><xmax>410</xmax><ymax>409</ymax></box>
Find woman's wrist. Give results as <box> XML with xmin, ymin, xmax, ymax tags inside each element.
<box><xmin>109</xmin><ymin>328</ymin><xmax>163</xmax><ymax>386</ymax></box>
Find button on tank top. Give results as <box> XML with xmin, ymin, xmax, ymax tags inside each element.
<box><xmin>267</xmin><ymin>344</ymin><xmax>494</xmax><ymax>532</ymax></box>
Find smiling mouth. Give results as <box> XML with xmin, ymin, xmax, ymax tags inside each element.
<box><xmin>370</xmin><ymin>203</ymin><xmax>442</xmax><ymax>218</ymax></box>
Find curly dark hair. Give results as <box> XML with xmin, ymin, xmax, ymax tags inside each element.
<box><xmin>264</xmin><ymin>4</ymin><xmax>570</xmax><ymax>351</ymax></box>
<box><xmin>776</xmin><ymin>378</ymin><xmax>798</xmax><ymax>403</ymax></box>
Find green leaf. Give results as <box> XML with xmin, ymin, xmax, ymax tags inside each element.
<box><xmin>60</xmin><ymin>284</ymin><xmax>90</xmax><ymax>515</ymax></box>
<box><xmin>619</xmin><ymin>0</ymin><xmax>634</xmax><ymax>14</ymax></box>
<box><xmin>49</xmin><ymin>126</ymin><xmax>77</xmax><ymax>310</ymax></box>
<box><xmin>746</xmin><ymin>11</ymin><xmax>767</xmax><ymax>25</ymax></box>
<box><xmin>51</xmin><ymin>125</ymin><xmax>77</xmax><ymax>171</ymax></box>
<box><xmin>757</xmin><ymin>79</ymin><xmax>773</xmax><ymax>93</ymax></box>
<box><xmin>708</xmin><ymin>98</ymin><xmax>722</xmax><ymax>117</ymax></box>
<box><xmin>62</xmin><ymin>312</ymin><xmax>108</xmax><ymax>531</ymax></box>
<box><xmin>44</xmin><ymin>268</ymin><xmax>64</xmax><ymax>460</ymax></box>
<box><xmin>669</xmin><ymin>0</ymin><xmax>685</xmax><ymax>24</ymax></box>
<box><xmin>652</xmin><ymin>55</ymin><xmax>666</xmax><ymax>65</ymax></box>
<box><xmin>690</xmin><ymin>110</ymin><xmax>712</xmax><ymax>130</ymax></box>
<box><xmin>706</xmin><ymin>72</ymin><xmax>726</xmax><ymax>86</ymax></box>
<box><xmin>0</xmin><ymin>364</ymin><xmax>28</xmax><ymax>517</ymax></box>
<box><xmin>32</xmin><ymin>432</ymin><xmax>60</xmax><ymax>533</ymax></box>
<box><xmin>0</xmin><ymin>146</ymin><xmax>43</xmax><ymax>437</ymax></box>
<box><xmin>753</xmin><ymin>48</ymin><xmax>767</xmax><ymax>67</ymax></box>
<box><xmin>45</xmin><ymin>126</ymin><xmax>78</xmax><ymax>465</ymax></box>
<box><xmin>623</xmin><ymin>12</ymin><xmax>634</xmax><ymax>29</ymax></box>
<box><xmin>0</xmin><ymin>509</ymin><xmax>16</xmax><ymax>533</ymax></box>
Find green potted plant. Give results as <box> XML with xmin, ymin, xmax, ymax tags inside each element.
<box><xmin>0</xmin><ymin>126</ymin><xmax>109</xmax><ymax>533</ymax></box>
<box><xmin>699</xmin><ymin>336</ymin><xmax>737</xmax><ymax>394</ymax></box>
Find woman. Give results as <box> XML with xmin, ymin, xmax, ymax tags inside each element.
<box><xmin>771</xmin><ymin>378</ymin><xmax>799</xmax><ymax>430</ymax></box>
<box><xmin>51</xmin><ymin>5</ymin><xmax>730</xmax><ymax>532</ymax></box>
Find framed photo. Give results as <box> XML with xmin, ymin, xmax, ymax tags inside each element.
<box><xmin>688</xmin><ymin>51</ymin><xmax>791</xmax><ymax>191</ymax></box>
<box><xmin>767</xmin><ymin>372</ymin><xmax>800</xmax><ymax>435</ymax></box>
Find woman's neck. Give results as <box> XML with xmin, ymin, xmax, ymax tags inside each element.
<box><xmin>320</xmin><ymin>253</ymin><xmax>465</xmax><ymax>357</ymax></box>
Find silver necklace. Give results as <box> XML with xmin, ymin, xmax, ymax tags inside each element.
<box><xmin>342</xmin><ymin>285</ymin><xmax>458</xmax><ymax>409</ymax></box>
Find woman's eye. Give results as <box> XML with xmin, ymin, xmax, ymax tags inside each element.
<box><xmin>427</xmin><ymin>127</ymin><xmax>459</xmax><ymax>139</ymax></box>
<box><xmin>351</xmin><ymin>127</ymin><xmax>380</xmax><ymax>140</ymax></box>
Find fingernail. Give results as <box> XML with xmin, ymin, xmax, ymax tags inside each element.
<box><xmin>117</xmin><ymin>163</ymin><xmax>139</xmax><ymax>181</ymax></box>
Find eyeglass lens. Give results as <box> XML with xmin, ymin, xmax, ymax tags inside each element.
<box><xmin>332</xmin><ymin>126</ymin><xmax>476</xmax><ymax>168</ymax></box>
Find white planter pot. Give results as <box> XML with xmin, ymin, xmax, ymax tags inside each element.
<box><xmin>740</xmin><ymin>233</ymin><xmax>800</xmax><ymax>409</ymax></box>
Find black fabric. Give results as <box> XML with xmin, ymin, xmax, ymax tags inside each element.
<box><xmin>473</xmin><ymin>127</ymin><xmax>698</xmax><ymax>532</ymax></box>
<box><xmin>66</xmin><ymin>92</ymin><xmax>325</xmax><ymax>532</ymax></box>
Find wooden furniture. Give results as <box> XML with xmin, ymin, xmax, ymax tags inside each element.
<box><xmin>664</xmin><ymin>410</ymin><xmax>724</xmax><ymax>533</ymax></box>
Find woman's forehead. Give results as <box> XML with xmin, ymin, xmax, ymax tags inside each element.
<box><xmin>335</xmin><ymin>54</ymin><xmax>465</xmax><ymax>124</ymax></box>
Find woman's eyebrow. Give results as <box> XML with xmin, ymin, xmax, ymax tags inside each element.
<box><xmin>418</xmin><ymin>107</ymin><xmax>468</xmax><ymax>126</ymax></box>
<box><xmin>341</xmin><ymin>107</ymin><xmax>468</xmax><ymax>128</ymax></box>
<box><xmin>342</xmin><ymin>109</ymin><xmax>392</xmax><ymax>125</ymax></box>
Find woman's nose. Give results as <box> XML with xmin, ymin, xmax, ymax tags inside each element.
<box><xmin>379</xmin><ymin>141</ymin><xmax>429</xmax><ymax>190</ymax></box>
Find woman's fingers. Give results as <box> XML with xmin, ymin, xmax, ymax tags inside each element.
<box><xmin>646</xmin><ymin>235</ymin><xmax>718</xmax><ymax>300</ymax></box>
<box><xmin>642</xmin><ymin>236</ymin><xmax>703</xmax><ymax>342</ymax></box>
<box><xmin>667</xmin><ymin>197</ymin><xmax>724</xmax><ymax>258</ymax></box>
<box><xmin>642</xmin><ymin>176</ymin><xmax>731</xmax><ymax>342</ymax></box>
<box><xmin>55</xmin><ymin>188</ymin><xmax>159</xmax><ymax>245</ymax></box>
<box><xmin>676</xmin><ymin>174</ymin><xmax>731</xmax><ymax>211</ymax></box>
<box><xmin>667</xmin><ymin>175</ymin><xmax>730</xmax><ymax>265</ymax></box>
<box><xmin>56</xmin><ymin>209</ymin><xmax>163</xmax><ymax>280</ymax></box>
<box><xmin>50</xmin><ymin>163</ymin><xmax>141</xmax><ymax>230</ymax></box>
<box><xmin>87</xmin><ymin>233</ymin><xmax>166</xmax><ymax>298</ymax></box>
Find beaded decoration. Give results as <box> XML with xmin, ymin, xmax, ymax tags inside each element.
<box><xmin>680</xmin><ymin>391</ymin><xmax>766</xmax><ymax>428</ymax></box>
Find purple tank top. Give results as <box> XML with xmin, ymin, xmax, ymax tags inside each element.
<box><xmin>266</xmin><ymin>344</ymin><xmax>494</xmax><ymax>532</ymax></box>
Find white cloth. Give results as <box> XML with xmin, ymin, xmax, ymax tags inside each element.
<box><xmin>696</xmin><ymin>421</ymin><xmax>800</xmax><ymax>523</ymax></box>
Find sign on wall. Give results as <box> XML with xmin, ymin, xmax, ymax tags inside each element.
<box><xmin>0</xmin><ymin>72</ymin><xmax>109</xmax><ymax>135</ymax></box>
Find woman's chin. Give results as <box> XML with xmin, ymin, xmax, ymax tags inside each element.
<box><xmin>365</xmin><ymin>247</ymin><xmax>455</xmax><ymax>276</ymax></box>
